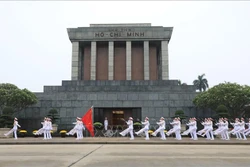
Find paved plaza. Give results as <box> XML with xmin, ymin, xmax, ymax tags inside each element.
<box><xmin>0</xmin><ymin>144</ymin><xmax>249</xmax><ymax>167</ymax></box>
<box><xmin>1</xmin><ymin>137</ymin><xmax>250</xmax><ymax>145</ymax></box>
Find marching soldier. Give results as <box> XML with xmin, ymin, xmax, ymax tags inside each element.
<box><xmin>135</xmin><ymin>117</ymin><xmax>150</xmax><ymax>140</ymax></box>
<box><xmin>244</xmin><ymin>118</ymin><xmax>250</xmax><ymax>136</ymax></box>
<box><xmin>34</xmin><ymin>117</ymin><xmax>47</xmax><ymax>136</ymax></box>
<box><xmin>66</xmin><ymin>117</ymin><xmax>80</xmax><ymax>139</ymax></box>
<box><xmin>4</xmin><ymin>117</ymin><xmax>21</xmax><ymax>139</ymax></box>
<box><xmin>120</xmin><ymin>117</ymin><xmax>134</xmax><ymax>140</ymax></box>
<box><xmin>152</xmin><ymin>117</ymin><xmax>166</xmax><ymax>140</ymax></box>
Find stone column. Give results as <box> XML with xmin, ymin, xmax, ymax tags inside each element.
<box><xmin>143</xmin><ymin>41</ymin><xmax>149</xmax><ymax>80</ymax></box>
<box><xmin>108</xmin><ymin>41</ymin><xmax>114</xmax><ymax>80</ymax></box>
<box><xmin>71</xmin><ymin>42</ymin><xmax>79</xmax><ymax>80</ymax></box>
<box><xmin>90</xmin><ymin>41</ymin><xmax>96</xmax><ymax>80</ymax></box>
<box><xmin>126</xmin><ymin>41</ymin><xmax>132</xmax><ymax>80</ymax></box>
<box><xmin>161</xmin><ymin>40</ymin><xmax>169</xmax><ymax>80</ymax></box>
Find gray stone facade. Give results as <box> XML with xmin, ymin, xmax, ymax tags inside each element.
<box><xmin>15</xmin><ymin>80</ymin><xmax>213</xmax><ymax>132</ymax></box>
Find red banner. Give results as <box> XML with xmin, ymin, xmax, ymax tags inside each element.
<box><xmin>82</xmin><ymin>106</ymin><xmax>94</xmax><ymax>137</ymax></box>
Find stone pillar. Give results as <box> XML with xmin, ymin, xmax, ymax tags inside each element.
<box><xmin>126</xmin><ymin>41</ymin><xmax>131</xmax><ymax>80</ymax></box>
<box><xmin>90</xmin><ymin>41</ymin><xmax>96</xmax><ymax>80</ymax></box>
<box><xmin>108</xmin><ymin>41</ymin><xmax>114</xmax><ymax>80</ymax></box>
<box><xmin>71</xmin><ymin>42</ymin><xmax>80</xmax><ymax>80</ymax></box>
<box><xmin>161</xmin><ymin>41</ymin><xmax>169</xmax><ymax>80</ymax></box>
<box><xmin>143</xmin><ymin>41</ymin><xmax>149</xmax><ymax>80</ymax></box>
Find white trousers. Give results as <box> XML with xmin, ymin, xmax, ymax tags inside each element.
<box><xmin>104</xmin><ymin>124</ymin><xmax>108</xmax><ymax>131</ymax></box>
<box><xmin>35</xmin><ymin>128</ymin><xmax>44</xmax><ymax>135</ymax></box>
<box><xmin>136</xmin><ymin>127</ymin><xmax>149</xmax><ymax>139</ymax></box>
<box><xmin>120</xmin><ymin>128</ymin><xmax>134</xmax><ymax>139</ymax></box>
<box><xmin>175</xmin><ymin>129</ymin><xmax>182</xmax><ymax>140</ymax></box>
<box><xmin>5</xmin><ymin>128</ymin><xmax>18</xmax><ymax>139</ymax></box>
<box><xmin>152</xmin><ymin>127</ymin><xmax>166</xmax><ymax>139</ymax></box>
<box><xmin>76</xmin><ymin>129</ymin><xmax>83</xmax><ymax>139</ymax></box>
<box><xmin>67</xmin><ymin>128</ymin><xmax>77</xmax><ymax>135</ymax></box>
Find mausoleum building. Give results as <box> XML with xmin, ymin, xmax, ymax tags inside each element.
<box><xmin>18</xmin><ymin>23</ymin><xmax>206</xmax><ymax>131</ymax></box>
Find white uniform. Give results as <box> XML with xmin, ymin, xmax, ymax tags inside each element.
<box><xmin>229</xmin><ymin>121</ymin><xmax>241</xmax><ymax>139</ymax></box>
<box><xmin>67</xmin><ymin>121</ymin><xmax>78</xmax><ymax>136</ymax></box>
<box><xmin>214</xmin><ymin>120</ymin><xmax>226</xmax><ymax>140</ymax></box>
<box><xmin>135</xmin><ymin>119</ymin><xmax>150</xmax><ymax>140</ymax></box>
<box><xmin>175</xmin><ymin>120</ymin><xmax>182</xmax><ymax>140</ymax></box>
<box><xmin>186</xmin><ymin>120</ymin><xmax>197</xmax><ymax>140</ymax></box>
<box><xmin>4</xmin><ymin>119</ymin><xmax>21</xmax><ymax>139</ymax></box>
<box><xmin>244</xmin><ymin>121</ymin><xmax>250</xmax><ymax>136</ymax></box>
<box><xmin>35</xmin><ymin>121</ymin><xmax>45</xmax><ymax>135</ymax></box>
<box><xmin>44</xmin><ymin>120</ymin><xmax>50</xmax><ymax>140</ymax></box>
<box><xmin>166</xmin><ymin>119</ymin><xmax>181</xmax><ymax>140</ymax></box>
<box><xmin>235</xmin><ymin>121</ymin><xmax>247</xmax><ymax>140</ymax></box>
<box><xmin>197</xmin><ymin>120</ymin><xmax>210</xmax><ymax>139</ymax></box>
<box><xmin>77</xmin><ymin>120</ymin><xmax>85</xmax><ymax>139</ymax></box>
<box><xmin>207</xmin><ymin>120</ymin><xmax>214</xmax><ymax>140</ymax></box>
<box><xmin>120</xmin><ymin>118</ymin><xmax>134</xmax><ymax>140</ymax></box>
<box><xmin>152</xmin><ymin>119</ymin><xmax>166</xmax><ymax>140</ymax></box>
<box><xmin>104</xmin><ymin>119</ymin><xmax>108</xmax><ymax>131</ymax></box>
<box><xmin>47</xmin><ymin>120</ymin><xmax>52</xmax><ymax>139</ymax></box>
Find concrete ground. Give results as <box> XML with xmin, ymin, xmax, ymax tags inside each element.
<box><xmin>0</xmin><ymin>144</ymin><xmax>249</xmax><ymax>167</ymax></box>
<box><xmin>1</xmin><ymin>137</ymin><xmax>250</xmax><ymax>145</ymax></box>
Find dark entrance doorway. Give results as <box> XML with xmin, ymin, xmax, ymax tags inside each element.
<box><xmin>94</xmin><ymin>107</ymin><xmax>141</xmax><ymax>125</ymax></box>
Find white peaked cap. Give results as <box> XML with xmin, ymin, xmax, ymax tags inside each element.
<box><xmin>14</xmin><ymin>117</ymin><xmax>18</xmax><ymax>120</ymax></box>
<box><xmin>160</xmin><ymin>117</ymin><xmax>164</xmax><ymax>120</ymax></box>
<box><xmin>145</xmin><ymin>117</ymin><xmax>149</xmax><ymax>120</ymax></box>
<box><xmin>129</xmin><ymin>117</ymin><xmax>133</xmax><ymax>120</ymax></box>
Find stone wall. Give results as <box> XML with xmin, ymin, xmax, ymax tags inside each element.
<box><xmin>16</xmin><ymin>80</ymin><xmax>214</xmax><ymax>132</ymax></box>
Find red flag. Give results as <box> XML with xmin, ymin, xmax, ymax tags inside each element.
<box><xmin>82</xmin><ymin>106</ymin><xmax>94</xmax><ymax>137</ymax></box>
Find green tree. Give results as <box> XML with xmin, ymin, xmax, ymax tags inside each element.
<box><xmin>178</xmin><ymin>80</ymin><xmax>187</xmax><ymax>86</ymax></box>
<box><xmin>215</xmin><ymin>105</ymin><xmax>230</xmax><ymax>118</ymax></box>
<box><xmin>174</xmin><ymin>110</ymin><xmax>187</xmax><ymax>120</ymax></box>
<box><xmin>0</xmin><ymin>107</ymin><xmax>15</xmax><ymax>128</ymax></box>
<box><xmin>193</xmin><ymin>74</ymin><xmax>209</xmax><ymax>92</ymax></box>
<box><xmin>47</xmin><ymin>108</ymin><xmax>60</xmax><ymax>124</ymax></box>
<box><xmin>0</xmin><ymin>83</ymin><xmax>37</xmax><ymax>112</ymax></box>
<box><xmin>193</xmin><ymin>82</ymin><xmax>250</xmax><ymax>118</ymax></box>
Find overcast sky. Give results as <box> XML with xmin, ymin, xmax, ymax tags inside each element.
<box><xmin>0</xmin><ymin>1</ymin><xmax>249</xmax><ymax>92</ymax></box>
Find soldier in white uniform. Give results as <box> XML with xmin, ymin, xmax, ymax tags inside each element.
<box><xmin>43</xmin><ymin>117</ymin><xmax>50</xmax><ymax>140</ymax></box>
<box><xmin>66</xmin><ymin>118</ymin><xmax>79</xmax><ymax>137</ymax></box>
<box><xmin>34</xmin><ymin>117</ymin><xmax>47</xmax><ymax>136</ymax></box>
<box><xmin>104</xmin><ymin>117</ymin><xmax>108</xmax><ymax>131</ymax></box>
<box><xmin>4</xmin><ymin>118</ymin><xmax>21</xmax><ymax>139</ymax></box>
<box><xmin>222</xmin><ymin>118</ymin><xmax>230</xmax><ymax>140</ymax></box>
<box><xmin>77</xmin><ymin>117</ymin><xmax>85</xmax><ymax>139</ymax></box>
<box><xmin>197</xmin><ymin>118</ymin><xmax>210</xmax><ymax>139</ymax></box>
<box><xmin>120</xmin><ymin>117</ymin><xmax>134</xmax><ymax>140</ymax></box>
<box><xmin>214</xmin><ymin>118</ymin><xmax>226</xmax><ymax>140</ymax></box>
<box><xmin>184</xmin><ymin>118</ymin><xmax>197</xmax><ymax>140</ymax></box>
<box><xmin>166</xmin><ymin>117</ymin><xmax>182</xmax><ymax>140</ymax></box>
<box><xmin>166</xmin><ymin>118</ymin><xmax>177</xmax><ymax>137</ymax></box>
<box><xmin>47</xmin><ymin>118</ymin><xmax>53</xmax><ymax>139</ymax></box>
<box><xmin>135</xmin><ymin>117</ymin><xmax>150</xmax><ymax>140</ymax></box>
<box><xmin>229</xmin><ymin>118</ymin><xmax>241</xmax><ymax>139</ymax></box>
<box><xmin>181</xmin><ymin>118</ymin><xmax>194</xmax><ymax>139</ymax></box>
<box><xmin>152</xmin><ymin>117</ymin><xmax>166</xmax><ymax>140</ymax></box>
<box><xmin>207</xmin><ymin>118</ymin><xmax>214</xmax><ymax>140</ymax></box>
<box><xmin>244</xmin><ymin>118</ymin><xmax>250</xmax><ymax>136</ymax></box>
<box><xmin>235</xmin><ymin>118</ymin><xmax>247</xmax><ymax>140</ymax></box>
<box><xmin>175</xmin><ymin>117</ymin><xmax>182</xmax><ymax>140</ymax></box>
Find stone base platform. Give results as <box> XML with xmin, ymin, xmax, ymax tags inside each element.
<box><xmin>0</xmin><ymin>137</ymin><xmax>250</xmax><ymax>145</ymax></box>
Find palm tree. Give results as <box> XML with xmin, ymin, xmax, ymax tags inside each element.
<box><xmin>193</xmin><ymin>74</ymin><xmax>209</xmax><ymax>92</ymax></box>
